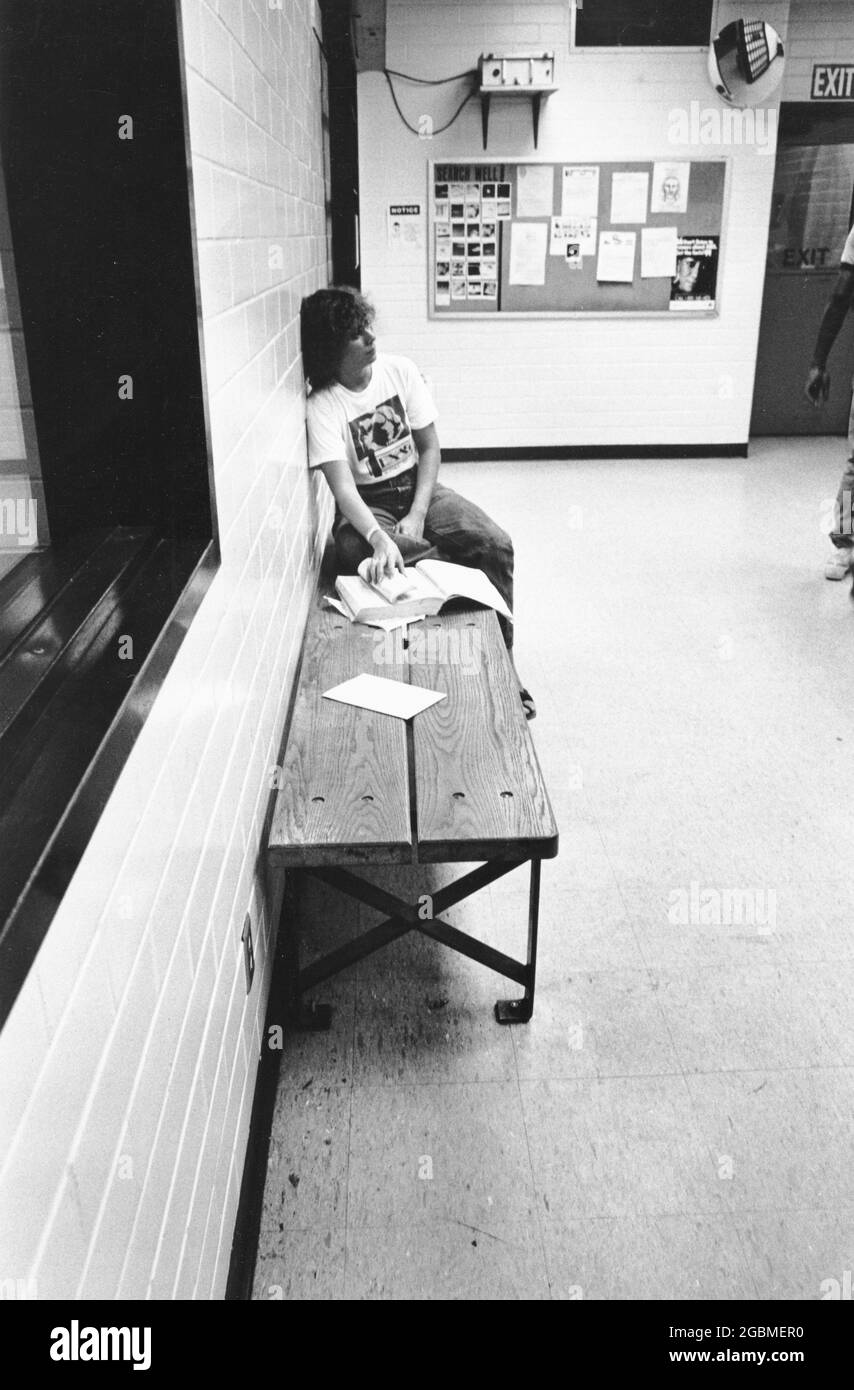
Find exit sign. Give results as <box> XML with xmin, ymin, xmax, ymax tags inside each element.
<box><xmin>811</xmin><ymin>64</ymin><xmax>854</xmax><ymax>99</ymax></box>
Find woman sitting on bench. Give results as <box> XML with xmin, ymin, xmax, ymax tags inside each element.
<box><xmin>299</xmin><ymin>285</ymin><xmax>535</xmax><ymax>719</ymax></box>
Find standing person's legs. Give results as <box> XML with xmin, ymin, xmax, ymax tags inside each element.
<box><xmin>421</xmin><ymin>482</ymin><xmax>515</xmax><ymax>648</ymax></box>
<box><xmin>826</xmin><ymin>376</ymin><xmax>854</xmax><ymax>578</ymax></box>
<box><xmin>830</xmin><ymin>375</ymin><xmax>854</xmax><ymax>548</ymax></box>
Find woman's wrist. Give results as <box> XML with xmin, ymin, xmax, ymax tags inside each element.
<box><xmin>365</xmin><ymin>524</ymin><xmax>382</xmax><ymax>546</ymax></box>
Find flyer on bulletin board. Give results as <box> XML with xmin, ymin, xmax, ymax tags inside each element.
<box><xmin>641</xmin><ymin>226</ymin><xmax>678</xmax><ymax>278</ymax></box>
<box><xmin>509</xmin><ymin>221</ymin><xmax>548</xmax><ymax>284</ymax></box>
<box><xmin>515</xmin><ymin>165</ymin><xmax>554</xmax><ymax>218</ymax></box>
<box><xmin>610</xmin><ymin>171</ymin><xmax>649</xmax><ymax>224</ymax></box>
<box><xmin>561</xmin><ymin>165</ymin><xmax>600</xmax><ymax>220</ymax></box>
<box><xmin>669</xmin><ymin>236</ymin><xmax>719</xmax><ymax>310</ymax></box>
<box><xmin>596</xmin><ymin>230</ymin><xmax>637</xmax><ymax>282</ymax></box>
<box><xmin>651</xmin><ymin>161</ymin><xmax>690</xmax><ymax>214</ymax></box>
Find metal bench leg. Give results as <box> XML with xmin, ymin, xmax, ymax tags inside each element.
<box><xmin>494</xmin><ymin>858</ymin><xmax>540</xmax><ymax>1024</ymax></box>
<box><xmin>283</xmin><ymin>871</ymin><xmax>332</xmax><ymax>1031</ymax></box>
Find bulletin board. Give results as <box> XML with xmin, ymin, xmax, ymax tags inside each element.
<box><xmin>428</xmin><ymin>158</ymin><xmax>728</xmax><ymax>318</ymax></box>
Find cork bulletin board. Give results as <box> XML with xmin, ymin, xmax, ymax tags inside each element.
<box><xmin>428</xmin><ymin>157</ymin><xmax>728</xmax><ymax>318</ymax></box>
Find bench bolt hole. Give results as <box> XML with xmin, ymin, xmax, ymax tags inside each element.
<box><xmin>500</xmin><ymin>790</ymin><xmax>513</xmax><ymax>798</ymax></box>
<box><xmin>452</xmin><ymin>791</ymin><xmax>466</xmax><ymax>800</ymax></box>
<box><xmin>311</xmin><ymin>796</ymin><xmax>325</xmax><ymax>803</ymax></box>
<box><xmin>361</xmin><ymin>794</ymin><xmax>374</xmax><ymax>802</ymax></box>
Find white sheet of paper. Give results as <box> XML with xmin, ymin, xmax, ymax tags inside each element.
<box><xmin>596</xmin><ymin>230</ymin><xmax>637</xmax><ymax>282</ymax></box>
<box><xmin>561</xmin><ymin>165</ymin><xmax>599</xmax><ymax>220</ymax></box>
<box><xmin>651</xmin><ymin>161</ymin><xmax>690</xmax><ymax>215</ymax></box>
<box><xmin>550</xmin><ymin>216</ymin><xmax>595</xmax><ymax>259</ymax></box>
<box><xmin>610</xmin><ymin>171</ymin><xmax>649</xmax><ymax>224</ymax></box>
<box><xmin>641</xmin><ymin>225</ymin><xmax>678</xmax><ymax>278</ymax></box>
<box><xmin>509</xmin><ymin>221</ymin><xmax>547</xmax><ymax>285</ymax></box>
<box><xmin>565</xmin><ymin>216</ymin><xmax>597</xmax><ymax>256</ymax></box>
<box><xmin>515</xmin><ymin>164</ymin><xmax>554</xmax><ymax>218</ymax></box>
<box><xmin>323</xmin><ymin>673</ymin><xmax>446</xmax><ymax>720</ymax></box>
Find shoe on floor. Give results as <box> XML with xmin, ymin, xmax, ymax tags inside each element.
<box><xmin>825</xmin><ymin>546</ymin><xmax>853</xmax><ymax>580</ymax></box>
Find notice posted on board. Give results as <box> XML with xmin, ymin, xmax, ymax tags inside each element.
<box><xmin>669</xmin><ymin>236</ymin><xmax>719</xmax><ymax>310</ymax></box>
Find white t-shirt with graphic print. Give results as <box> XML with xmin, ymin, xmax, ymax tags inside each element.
<box><xmin>306</xmin><ymin>353</ymin><xmax>436</xmax><ymax>485</ymax></box>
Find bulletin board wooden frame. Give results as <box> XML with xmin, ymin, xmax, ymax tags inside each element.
<box><xmin>427</xmin><ymin>156</ymin><xmax>730</xmax><ymax>319</ymax></box>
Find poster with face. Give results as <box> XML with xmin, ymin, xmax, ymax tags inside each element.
<box><xmin>669</xmin><ymin>236</ymin><xmax>719</xmax><ymax>309</ymax></box>
<box><xmin>651</xmin><ymin>162</ymin><xmax>690</xmax><ymax>215</ymax></box>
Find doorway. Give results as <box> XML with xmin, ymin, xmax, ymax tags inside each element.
<box><xmin>751</xmin><ymin>103</ymin><xmax>854</xmax><ymax>436</ymax></box>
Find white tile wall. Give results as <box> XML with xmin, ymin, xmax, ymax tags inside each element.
<box><xmin>358</xmin><ymin>0</ymin><xmax>791</xmax><ymax>448</ymax></box>
<box><xmin>0</xmin><ymin>0</ymin><xmax>332</xmax><ymax>1300</ymax></box>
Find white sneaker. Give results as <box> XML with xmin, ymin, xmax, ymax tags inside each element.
<box><xmin>825</xmin><ymin>546</ymin><xmax>854</xmax><ymax>580</ymax></box>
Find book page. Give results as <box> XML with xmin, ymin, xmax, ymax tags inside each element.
<box><xmin>357</xmin><ymin>558</ymin><xmax>420</xmax><ymax>603</ymax></box>
<box><xmin>357</xmin><ymin>560</ymin><xmax>442</xmax><ymax>605</ymax></box>
<box><xmin>335</xmin><ymin>571</ymin><xmax>442</xmax><ymax>622</ymax></box>
<box><xmin>416</xmin><ymin>559</ymin><xmax>513</xmax><ymax>621</ymax></box>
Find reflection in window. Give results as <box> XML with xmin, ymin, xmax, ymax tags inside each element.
<box><xmin>574</xmin><ymin>0</ymin><xmax>714</xmax><ymax>49</ymax></box>
<box><xmin>0</xmin><ymin>153</ymin><xmax>47</xmax><ymax>582</ymax></box>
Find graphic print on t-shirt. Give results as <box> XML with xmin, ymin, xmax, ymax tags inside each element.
<box><xmin>348</xmin><ymin>394</ymin><xmax>416</xmax><ymax>478</ymax></box>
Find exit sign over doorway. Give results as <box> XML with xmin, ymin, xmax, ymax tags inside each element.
<box><xmin>811</xmin><ymin>64</ymin><xmax>854</xmax><ymax>99</ymax></box>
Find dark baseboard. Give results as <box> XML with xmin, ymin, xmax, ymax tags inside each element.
<box><xmin>442</xmin><ymin>443</ymin><xmax>749</xmax><ymax>462</ymax></box>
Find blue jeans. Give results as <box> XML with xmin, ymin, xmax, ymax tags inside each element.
<box><xmin>831</xmin><ymin>376</ymin><xmax>854</xmax><ymax>546</ymax></box>
<box><xmin>333</xmin><ymin>467</ymin><xmax>514</xmax><ymax>648</ymax></box>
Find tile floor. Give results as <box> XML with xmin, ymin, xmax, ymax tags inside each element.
<box><xmin>252</xmin><ymin>439</ymin><xmax>854</xmax><ymax>1300</ymax></box>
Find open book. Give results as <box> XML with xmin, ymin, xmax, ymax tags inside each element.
<box><xmin>334</xmin><ymin>558</ymin><xmax>513</xmax><ymax>626</ymax></box>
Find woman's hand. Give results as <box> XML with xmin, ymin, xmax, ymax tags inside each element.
<box><xmin>367</xmin><ymin>529</ymin><xmax>405</xmax><ymax>584</ymax></box>
<box><xmin>395</xmin><ymin>511</ymin><xmax>425</xmax><ymax>543</ymax></box>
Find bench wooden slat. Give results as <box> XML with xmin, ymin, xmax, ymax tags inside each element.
<box><xmin>269</xmin><ymin>601</ymin><xmax>414</xmax><ymax>866</ymax></box>
<box><xmin>407</xmin><ymin>610</ymin><xmax>558</xmax><ymax>861</ymax></box>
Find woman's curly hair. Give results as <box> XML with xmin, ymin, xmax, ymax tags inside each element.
<box><xmin>300</xmin><ymin>286</ymin><xmax>375</xmax><ymax>391</ymax></box>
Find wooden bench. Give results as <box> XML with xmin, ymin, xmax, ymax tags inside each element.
<box><xmin>268</xmin><ymin>592</ymin><xmax>559</xmax><ymax>1024</ymax></box>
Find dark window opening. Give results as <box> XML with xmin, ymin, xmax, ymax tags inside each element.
<box><xmin>574</xmin><ymin>0</ymin><xmax>714</xmax><ymax>49</ymax></box>
<box><xmin>0</xmin><ymin>0</ymin><xmax>218</xmax><ymax>1026</ymax></box>
<box><xmin>319</xmin><ymin>0</ymin><xmax>361</xmax><ymax>286</ymax></box>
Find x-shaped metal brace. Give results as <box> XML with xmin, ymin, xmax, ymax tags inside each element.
<box><xmin>284</xmin><ymin>854</ymin><xmax>542</xmax><ymax>1027</ymax></box>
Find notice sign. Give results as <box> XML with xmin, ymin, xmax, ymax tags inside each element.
<box><xmin>811</xmin><ymin>64</ymin><xmax>854</xmax><ymax>100</ymax></box>
<box><xmin>388</xmin><ymin>203</ymin><xmax>423</xmax><ymax>249</ymax></box>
